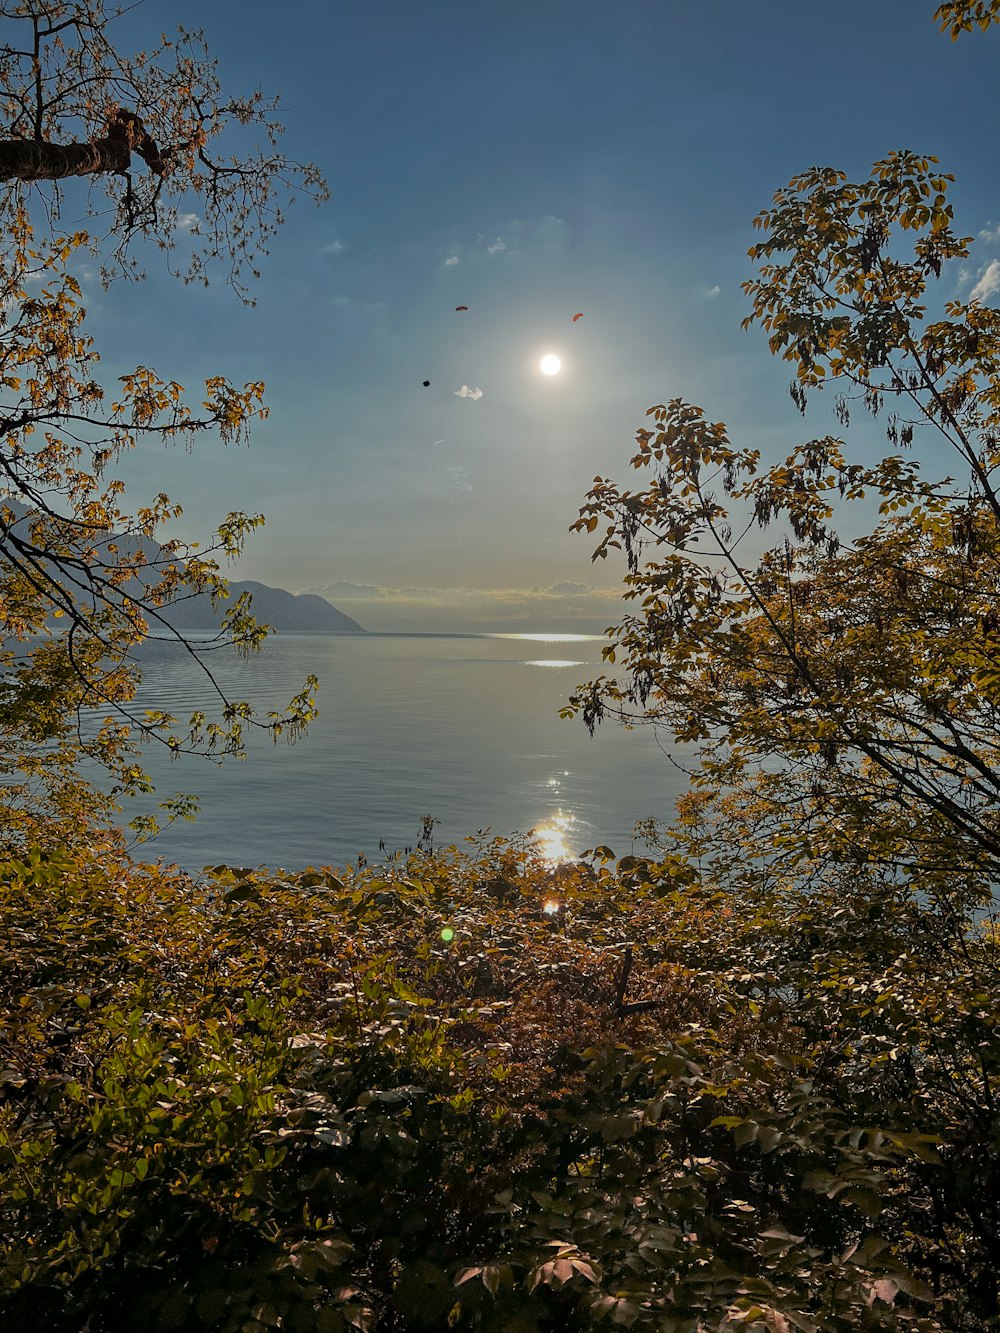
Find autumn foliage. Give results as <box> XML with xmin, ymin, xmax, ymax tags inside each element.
<box><xmin>0</xmin><ymin>3</ymin><xmax>325</xmax><ymax>842</ymax></box>
<box><xmin>2</xmin><ymin>834</ymin><xmax>998</xmax><ymax>1331</ymax></box>
<box><xmin>3</xmin><ymin>4</ymin><xmax>1000</xmax><ymax>1331</ymax></box>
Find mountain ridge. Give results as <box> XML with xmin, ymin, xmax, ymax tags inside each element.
<box><xmin>163</xmin><ymin>578</ymin><xmax>365</xmax><ymax>633</ymax></box>
<box><xmin>0</xmin><ymin>498</ymin><xmax>365</xmax><ymax>632</ymax></box>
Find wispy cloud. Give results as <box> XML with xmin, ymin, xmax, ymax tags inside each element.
<box><xmin>980</xmin><ymin>222</ymin><xmax>1000</xmax><ymax>243</ymax></box>
<box><xmin>970</xmin><ymin>259</ymin><xmax>1000</xmax><ymax>303</ymax></box>
<box><xmin>547</xmin><ymin>580</ymin><xmax>592</xmax><ymax>595</ymax></box>
<box><xmin>706</xmin><ymin>284</ymin><xmax>721</xmax><ymax>299</ymax></box>
<box><xmin>176</xmin><ymin>212</ymin><xmax>200</xmax><ymax>233</ymax></box>
<box><xmin>321</xmin><ymin>239</ymin><xmax>347</xmax><ymax>255</ymax></box>
<box><xmin>454</xmin><ymin>384</ymin><xmax>483</xmax><ymax>400</ymax></box>
<box><xmin>444</xmin><ymin>255</ymin><xmax>459</xmax><ymax>266</ymax></box>
<box><xmin>313</xmin><ymin>581</ymin><xmax>384</xmax><ymax>598</ymax></box>
<box><xmin>462</xmin><ymin>217</ymin><xmax>566</xmax><ymax>262</ymax></box>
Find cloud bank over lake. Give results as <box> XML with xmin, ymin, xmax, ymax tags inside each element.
<box><xmin>299</xmin><ymin>579</ymin><xmax>624</xmax><ymax>633</ymax></box>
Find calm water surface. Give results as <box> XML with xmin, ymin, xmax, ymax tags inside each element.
<box><xmin>118</xmin><ymin>632</ymin><xmax>687</xmax><ymax>872</ymax></box>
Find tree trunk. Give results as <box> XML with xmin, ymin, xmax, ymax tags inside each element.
<box><xmin>0</xmin><ymin>136</ymin><xmax>131</xmax><ymax>182</ymax></box>
<box><xmin>0</xmin><ymin>111</ymin><xmax>165</xmax><ymax>183</ymax></box>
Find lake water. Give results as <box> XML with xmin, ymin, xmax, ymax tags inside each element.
<box><xmin>116</xmin><ymin>631</ymin><xmax>688</xmax><ymax>872</ymax></box>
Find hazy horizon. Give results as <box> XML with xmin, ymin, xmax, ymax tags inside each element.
<box><xmin>295</xmin><ymin>577</ymin><xmax>625</xmax><ymax>635</ymax></box>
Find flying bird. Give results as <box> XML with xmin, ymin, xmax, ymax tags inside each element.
<box><xmin>572</xmin><ymin>312</ymin><xmax>584</xmax><ymax>322</ymax></box>
<box><xmin>455</xmin><ymin>305</ymin><xmax>468</xmax><ymax>312</ymax></box>
<box><xmin>422</xmin><ymin>380</ymin><xmax>430</xmax><ymax>387</ymax></box>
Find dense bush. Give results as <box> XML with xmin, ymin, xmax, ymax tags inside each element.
<box><xmin>2</xmin><ymin>836</ymin><xmax>997</xmax><ymax>1331</ymax></box>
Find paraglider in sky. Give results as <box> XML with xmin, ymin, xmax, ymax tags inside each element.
<box><xmin>455</xmin><ymin>305</ymin><xmax>468</xmax><ymax>312</ymax></box>
<box><xmin>572</xmin><ymin>312</ymin><xmax>584</xmax><ymax>322</ymax></box>
<box><xmin>422</xmin><ymin>380</ymin><xmax>430</xmax><ymax>387</ymax></box>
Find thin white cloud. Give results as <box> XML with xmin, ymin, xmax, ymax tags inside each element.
<box><xmin>453</xmin><ymin>217</ymin><xmax>567</xmax><ymax>264</ymax></box>
<box><xmin>706</xmin><ymin>284</ymin><xmax>721</xmax><ymax>299</ymax></box>
<box><xmin>321</xmin><ymin>239</ymin><xmax>347</xmax><ymax>255</ymax></box>
<box><xmin>548</xmin><ymin>580</ymin><xmax>592</xmax><ymax>595</ymax></box>
<box><xmin>970</xmin><ymin>259</ymin><xmax>1000</xmax><ymax>303</ymax></box>
<box><xmin>453</xmin><ymin>384</ymin><xmax>483</xmax><ymax>400</ymax></box>
<box><xmin>979</xmin><ymin>222</ymin><xmax>1000</xmax><ymax>243</ymax></box>
<box><xmin>311</xmin><ymin>581</ymin><xmax>383</xmax><ymax>598</ymax></box>
<box><xmin>176</xmin><ymin>212</ymin><xmax>200</xmax><ymax>232</ymax></box>
<box><xmin>444</xmin><ymin>255</ymin><xmax>459</xmax><ymax>266</ymax></box>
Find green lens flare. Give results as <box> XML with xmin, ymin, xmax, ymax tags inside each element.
<box><xmin>440</xmin><ymin>927</ymin><xmax>455</xmax><ymax>942</ymax></box>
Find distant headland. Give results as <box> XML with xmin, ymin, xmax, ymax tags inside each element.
<box><xmin>0</xmin><ymin>498</ymin><xmax>365</xmax><ymax>633</ymax></box>
<box><xmin>163</xmin><ymin>579</ymin><xmax>365</xmax><ymax>633</ymax></box>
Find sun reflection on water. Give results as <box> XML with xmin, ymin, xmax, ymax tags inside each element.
<box><xmin>486</xmin><ymin>632</ymin><xmax>602</xmax><ymax>643</ymax></box>
<box><xmin>532</xmin><ymin>809</ymin><xmax>577</xmax><ymax>864</ymax></box>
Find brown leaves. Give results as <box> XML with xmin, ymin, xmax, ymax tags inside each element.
<box><xmin>0</xmin><ymin>3</ymin><xmax>328</xmax><ymax>296</ymax></box>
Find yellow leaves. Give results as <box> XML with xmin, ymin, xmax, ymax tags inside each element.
<box><xmin>115</xmin><ymin>365</ymin><xmax>194</xmax><ymax>428</ymax></box>
<box><xmin>935</xmin><ymin>0</ymin><xmax>1000</xmax><ymax>39</ymax></box>
<box><xmin>200</xmin><ymin>376</ymin><xmax>268</xmax><ymax>442</ymax></box>
<box><xmin>971</xmin><ymin>658</ymin><xmax>1000</xmax><ymax>698</ymax></box>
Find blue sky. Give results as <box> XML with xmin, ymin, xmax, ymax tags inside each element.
<box><xmin>85</xmin><ymin>1</ymin><xmax>1000</xmax><ymax>631</ymax></box>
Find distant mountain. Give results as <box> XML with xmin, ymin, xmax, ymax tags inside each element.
<box><xmin>0</xmin><ymin>498</ymin><xmax>365</xmax><ymax>633</ymax></box>
<box><xmin>163</xmin><ymin>579</ymin><xmax>365</xmax><ymax>633</ymax></box>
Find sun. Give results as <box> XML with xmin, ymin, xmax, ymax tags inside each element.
<box><xmin>540</xmin><ymin>353</ymin><xmax>561</xmax><ymax>376</ymax></box>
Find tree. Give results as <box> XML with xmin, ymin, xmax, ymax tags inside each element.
<box><xmin>563</xmin><ymin>14</ymin><xmax>1000</xmax><ymax>1319</ymax></box>
<box><xmin>0</xmin><ymin>1</ymin><xmax>327</xmax><ymax>294</ymax></box>
<box><xmin>569</xmin><ymin>149</ymin><xmax>1000</xmax><ymax>910</ymax></box>
<box><xmin>0</xmin><ymin>2</ymin><xmax>327</xmax><ymax>844</ymax></box>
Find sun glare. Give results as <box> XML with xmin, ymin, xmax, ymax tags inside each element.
<box><xmin>533</xmin><ymin>810</ymin><xmax>576</xmax><ymax>864</ymax></box>
<box><xmin>540</xmin><ymin>354</ymin><xmax>561</xmax><ymax>376</ymax></box>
